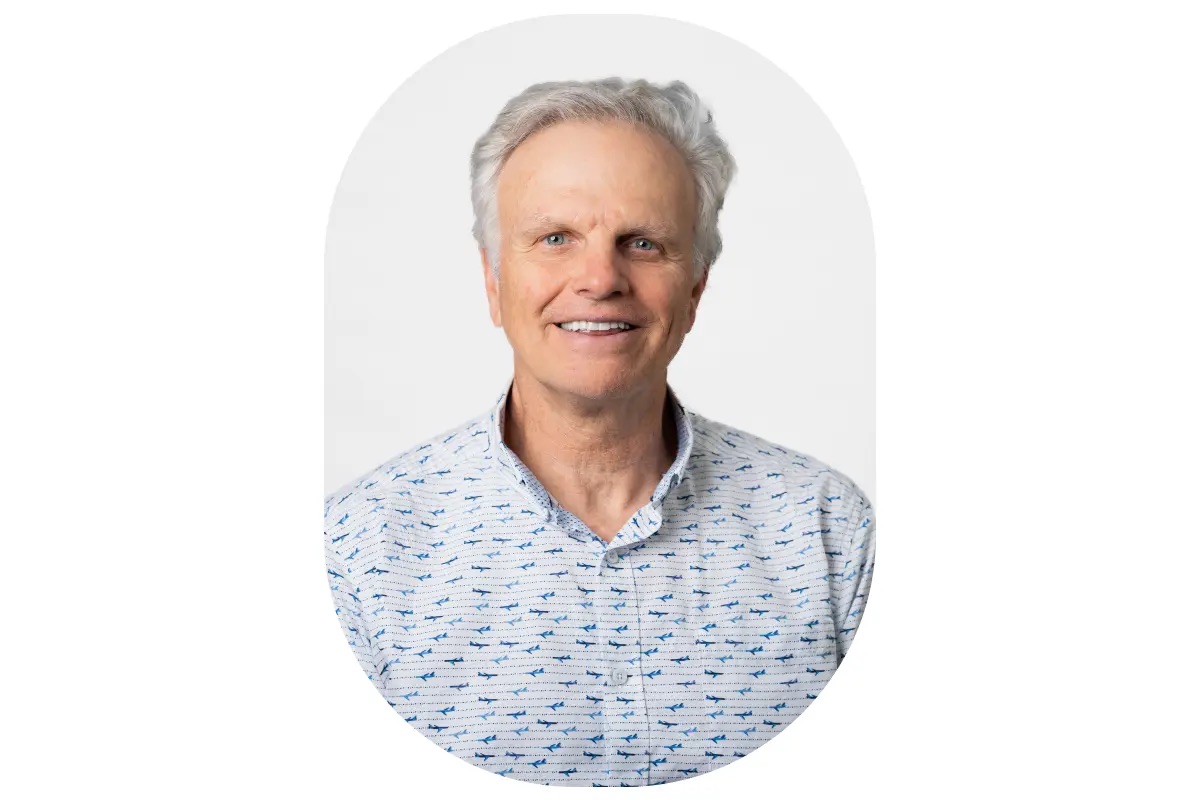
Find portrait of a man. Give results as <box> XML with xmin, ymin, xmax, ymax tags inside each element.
<box><xmin>324</xmin><ymin>76</ymin><xmax>876</xmax><ymax>787</ymax></box>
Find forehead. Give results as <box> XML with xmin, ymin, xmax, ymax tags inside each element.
<box><xmin>497</xmin><ymin>119</ymin><xmax>695</xmax><ymax>230</ymax></box>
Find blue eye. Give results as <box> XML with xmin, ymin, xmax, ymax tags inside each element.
<box><xmin>543</xmin><ymin>233</ymin><xmax>567</xmax><ymax>246</ymax></box>
<box><xmin>630</xmin><ymin>238</ymin><xmax>657</xmax><ymax>251</ymax></box>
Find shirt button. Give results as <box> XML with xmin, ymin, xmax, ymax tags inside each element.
<box><xmin>610</xmin><ymin>668</ymin><xmax>629</xmax><ymax>686</ymax></box>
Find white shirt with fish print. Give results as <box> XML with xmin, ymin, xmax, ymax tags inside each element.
<box><xmin>324</xmin><ymin>379</ymin><xmax>876</xmax><ymax>787</ymax></box>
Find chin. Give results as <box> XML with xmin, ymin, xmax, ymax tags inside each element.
<box><xmin>554</xmin><ymin>371</ymin><xmax>644</xmax><ymax>398</ymax></box>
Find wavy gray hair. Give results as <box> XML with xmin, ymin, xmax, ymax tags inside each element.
<box><xmin>469</xmin><ymin>77</ymin><xmax>737</xmax><ymax>284</ymax></box>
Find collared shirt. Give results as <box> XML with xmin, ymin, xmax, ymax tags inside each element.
<box><xmin>324</xmin><ymin>379</ymin><xmax>876</xmax><ymax>787</ymax></box>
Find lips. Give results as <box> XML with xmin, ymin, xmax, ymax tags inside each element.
<box><xmin>553</xmin><ymin>321</ymin><xmax>638</xmax><ymax>330</ymax></box>
<box><xmin>560</xmin><ymin>328</ymin><xmax>631</xmax><ymax>335</ymax></box>
<box><xmin>552</xmin><ymin>324</ymin><xmax>640</xmax><ymax>341</ymax></box>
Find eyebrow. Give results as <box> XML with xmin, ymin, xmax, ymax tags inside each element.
<box><xmin>519</xmin><ymin>212</ymin><xmax>680</xmax><ymax>242</ymax></box>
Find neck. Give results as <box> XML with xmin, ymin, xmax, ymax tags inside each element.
<box><xmin>502</xmin><ymin>371</ymin><xmax>677</xmax><ymax>515</ymax></box>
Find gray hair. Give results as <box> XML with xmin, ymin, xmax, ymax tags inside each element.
<box><xmin>469</xmin><ymin>77</ymin><xmax>737</xmax><ymax>284</ymax></box>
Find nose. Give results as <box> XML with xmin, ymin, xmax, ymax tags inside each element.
<box><xmin>573</xmin><ymin>241</ymin><xmax>630</xmax><ymax>298</ymax></box>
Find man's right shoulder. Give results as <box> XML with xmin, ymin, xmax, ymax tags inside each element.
<box><xmin>322</xmin><ymin>409</ymin><xmax>493</xmax><ymax>529</ymax></box>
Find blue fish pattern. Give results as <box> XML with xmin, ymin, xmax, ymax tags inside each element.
<box><xmin>324</xmin><ymin>379</ymin><xmax>876</xmax><ymax>786</ymax></box>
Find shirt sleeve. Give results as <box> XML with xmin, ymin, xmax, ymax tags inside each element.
<box><xmin>324</xmin><ymin>503</ymin><xmax>383</xmax><ymax>689</ymax></box>
<box><xmin>832</xmin><ymin>487</ymin><xmax>876</xmax><ymax>666</ymax></box>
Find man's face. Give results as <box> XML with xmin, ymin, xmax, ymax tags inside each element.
<box><xmin>482</xmin><ymin>119</ymin><xmax>706</xmax><ymax>402</ymax></box>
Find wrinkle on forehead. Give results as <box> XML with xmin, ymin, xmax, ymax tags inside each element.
<box><xmin>521</xmin><ymin>208</ymin><xmax>681</xmax><ymax>241</ymax></box>
<box><xmin>496</xmin><ymin>119</ymin><xmax>696</xmax><ymax>249</ymax></box>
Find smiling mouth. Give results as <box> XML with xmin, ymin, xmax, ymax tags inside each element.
<box><xmin>553</xmin><ymin>323</ymin><xmax>640</xmax><ymax>338</ymax></box>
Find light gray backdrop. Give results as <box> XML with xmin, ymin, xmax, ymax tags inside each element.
<box><xmin>325</xmin><ymin>13</ymin><xmax>875</xmax><ymax>502</ymax></box>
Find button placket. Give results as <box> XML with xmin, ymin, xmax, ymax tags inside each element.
<box><xmin>600</xmin><ymin>547</ymin><xmax>648</xmax><ymax>783</ymax></box>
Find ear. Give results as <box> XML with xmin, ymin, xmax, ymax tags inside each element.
<box><xmin>686</xmin><ymin>268</ymin><xmax>708</xmax><ymax>332</ymax></box>
<box><xmin>481</xmin><ymin>247</ymin><xmax>502</xmax><ymax>327</ymax></box>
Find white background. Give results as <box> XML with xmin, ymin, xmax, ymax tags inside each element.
<box><xmin>325</xmin><ymin>14</ymin><xmax>875</xmax><ymax>502</ymax></box>
<box><xmin>4</xmin><ymin>2</ymin><xmax>1198</xmax><ymax>799</ymax></box>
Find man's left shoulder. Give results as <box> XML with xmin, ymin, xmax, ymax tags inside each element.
<box><xmin>693</xmin><ymin>411</ymin><xmax>872</xmax><ymax>512</ymax></box>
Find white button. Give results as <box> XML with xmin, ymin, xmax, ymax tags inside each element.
<box><xmin>610</xmin><ymin>668</ymin><xmax>629</xmax><ymax>686</ymax></box>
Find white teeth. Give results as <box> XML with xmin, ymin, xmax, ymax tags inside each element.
<box><xmin>557</xmin><ymin>321</ymin><xmax>632</xmax><ymax>332</ymax></box>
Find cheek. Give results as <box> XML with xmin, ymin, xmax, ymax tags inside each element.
<box><xmin>506</xmin><ymin>277</ymin><xmax>558</xmax><ymax>329</ymax></box>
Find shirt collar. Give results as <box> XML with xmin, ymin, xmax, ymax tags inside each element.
<box><xmin>483</xmin><ymin>378</ymin><xmax>695</xmax><ymax>524</ymax></box>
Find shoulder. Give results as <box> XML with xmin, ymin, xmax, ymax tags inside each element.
<box><xmin>323</xmin><ymin>408</ymin><xmax>493</xmax><ymax>532</ymax></box>
<box><xmin>688</xmin><ymin>409</ymin><xmax>872</xmax><ymax>520</ymax></box>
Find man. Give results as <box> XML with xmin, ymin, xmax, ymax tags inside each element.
<box><xmin>325</xmin><ymin>77</ymin><xmax>876</xmax><ymax>787</ymax></box>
